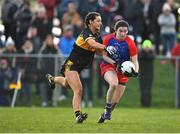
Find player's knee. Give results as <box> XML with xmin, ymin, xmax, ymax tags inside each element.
<box><xmin>109</xmin><ymin>83</ymin><xmax>118</xmax><ymax>90</ymax></box>
<box><xmin>64</xmin><ymin>80</ymin><xmax>70</xmax><ymax>88</ymax></box>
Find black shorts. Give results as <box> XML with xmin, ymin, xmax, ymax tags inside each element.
<box><xmin>60</xmin><ymin>58</ymin><xmax>86</xmax><ymax>76</ymax></box>
<box><xmin>60</xmin><ymin>45</ymin><xmax>95</xmax><ymax>76</ymax></box>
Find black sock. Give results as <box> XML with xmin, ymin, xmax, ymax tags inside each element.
<box><xmin>75</xmin><ymin>110</ymin><xmax>81</xmax><ymax>117</ymax></box>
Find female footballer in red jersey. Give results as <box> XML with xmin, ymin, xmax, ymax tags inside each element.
<box><xmin>98</xmin><ymin>20</ymin><xmax>139</xmax><ymax>123</ymax></box>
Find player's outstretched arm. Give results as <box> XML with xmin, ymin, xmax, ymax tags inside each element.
<box><xmin>87</xmin><ymin>38</ymin><xmax>106</xmax><ymax>50</ymax></box>
<box><xmin>87</xmin><ymin>38</ymin><xmax>117</xmax><ymax>57</ymax></box>
<box><xmin>131</xmin><ymin>55</ymin><xmax>139</xmax><ymax>73</ymax></box>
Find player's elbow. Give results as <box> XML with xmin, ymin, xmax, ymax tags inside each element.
<box><xmin>89</xmin><ymin>42</ymin><xmax>97</xmax><ymax>48</ymax></box>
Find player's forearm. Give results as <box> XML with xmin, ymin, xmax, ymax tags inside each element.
<box><xmin>131</xmin><ymin>55</ymin><xmax>139</xmax><ymax>72</ymax></box>
<box><xmin>89</xmin><ymin>42</ymin><xmax>106</xmax><ymax>50</ymax></box>
<box><xmin>133</xmin><ymin>61</ymin><xmax>139</xmax><ymax>72</ymax></box>
<box><xmin>103</xmin><ymin>52</ymin><xmax>116</xmax><ymax>65</ymax></box>
<box><xmin>87</xmin><ymin>38</ymin><xmax>106</xmax><ymax>50</ymax></box>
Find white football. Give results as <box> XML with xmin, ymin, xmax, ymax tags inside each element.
<box><xmin>121</xmin><ymin>61</ymin><xmax>135</xmax><ymax>73</ymax></box>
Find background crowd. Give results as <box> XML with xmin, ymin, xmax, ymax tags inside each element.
<box><xmin>0</xmin><ymin>0</ymin><xmax>180</xmax><ymax>107</ymax></box>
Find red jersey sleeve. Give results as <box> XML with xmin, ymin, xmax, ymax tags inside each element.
<box><xmin>103</xmin><ymin>33</ymin><xmax>114</xmax><ymax>46</ymax></box>
<box><xmin>126</xmin><ymin>36</ymin><xmax>138</xmax><ymax>56</ymax></box>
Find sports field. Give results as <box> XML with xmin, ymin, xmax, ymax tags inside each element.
<box><xmin>0</xmin><ymin>107</ymin><xmax>180</xmax><ymax>133</ymax></box>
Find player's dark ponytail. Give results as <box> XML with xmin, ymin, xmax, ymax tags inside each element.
<box><xmin>85</xmin><ymin>12</ymin><xmax>101</xmax><ymax>28</ymax></box>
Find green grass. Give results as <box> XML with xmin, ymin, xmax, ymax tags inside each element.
<box><xmin>0</xmin><ymin>107</ymin><xmax>180</xmax><ymax>133</ymax></box>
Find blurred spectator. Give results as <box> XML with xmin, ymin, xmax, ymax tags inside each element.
<box><xmin>167</xmin><ymin>0</ymin><xmax>180</xmax><ymax>33</ymax></box>
<box><xmin>127</xmin><ymin>0</ymin><xmax>153</xmax><ymax>41</ymax></box>
<box><xmin>56</xmin><ymin>0</ymin><xmax>79</xmax><ymax>19</ymax></box>
<box><xmin>17</xmin><ymin>40</ymin><xmax>36</xmax><ymax>106</ymax></box>
<box><xmin>58</xmin><ymin>25</ymin><xmax>75</xmax><ymax>56</ymax></box>
<box><xmin>1</xmin><ymin>0</ymin><xmax>13</xmax><ymax>38</ymax></box>
<box><xmin>141</xmin><ymin>0</ymin><xmax>154</xmax><ymax>40</ymax></box>
<box><xmin>130</xmin><ymin>0</ymin><xmax>144</xmax><ymax>38</ymax></box>
<box><xmin>26</xmin><ymin>26</ymin><xmax>42</xmax><ymax>96</ymax></box>
<box><xmin>121</xmin><ymin>0</ymin><xmax>136</xmax><ymax>34</ymax></box>
<box><xmin>150</xmin><ymin>0</ymin><xmax>166</xmax><ymax>54</ymax></box>
<box><xmin>171</xmin><ymin>34</ymin><xmax>180</xmax><ymax>108</ymax></box>
<box><xmin>37</xmin><ymin>0</ymin><xmax>57</xmax><ymax>35</ymax></box>
<box><xmin>39</xmin><ymin>34</ymin><xmax>58</xmax><ymax>107</ymax></box>
<box><xmin>0</xmin><ymin>39</ymin><xmax>4</xmax><ymax>52</ymax></box>
<box><xmin>138</xmin><ymin>39</ymin><xmax>155</xmax><ymax>107</ymax></box>
<box><xmin>0</xmin><ymin>59</ymin><xmax>14</xmax><ymax>106</ymax></box>
<box><xmin>1</xmin><ymin>0</ymin><xmax>24</xmax><ymax>40</ymax></box>
<box><xmin>171</xmin><ymin>34</ymin><xmax>180</xmax><ymax>69</ymax></box>
<box><xmin>78</xmin><ymin>0</ymin><xmax>100</xmax><ymax>19</ymax></box>
<box><xmin>37</xmin><ymin>0</ymin><xmax>57</xmax><ymax>21</ymax></box>
<box><xmin>158</xmin><ymin>3</ymin><xmax>176</xmax><ymax>58</ymax></box>
<box><xmin>109</xmin><ymin>15</ymin><xmax>123</xmax><ymax>33</ymax></box>
<box><xmin>32</xmin><ymin>3</ymin><xmax>51</xmax><ymax>41</ymax></box>
<box><xmin>98</xmin><ymin>0</ymin><xmax>119</xmax><ymax>27</ymax></box>
<box><xmin>115</xmin><ymin>0</ymin><xmax>125</xmax><ymax>17</ymax></box>
<box><xmin>1</xmin><ymin>37</ymin><xmax>17</xmax><ymax>103</ymax></box>
<box><xmin>26</xmin><ymin>26</ymin><xmax>42</xmax><ymax>53</ymax></box>
<box><xmin>14</xmin><ymin>1</ymin><xmax>33</xmax><ymax>50</ymax></box>
<box><xmin>3</xmin><ymin>37</ymin><xmax>17</xmax><ymax>68</ymax></box>
<box><xmin>61</xmin><ymin>1</ymin><xmax>83</xmax><ymax>37</ymax></box>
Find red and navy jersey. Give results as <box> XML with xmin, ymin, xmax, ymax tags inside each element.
<box><xmin>102</xmin><ymin>33</ymin><xmax>138</xmax><ymax>65</ymax></box>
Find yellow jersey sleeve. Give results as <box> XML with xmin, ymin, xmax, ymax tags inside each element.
<box><xmin>75</xmin><ymin>28</ymin><xmax>96</xmax><ymax>51</ymax></box>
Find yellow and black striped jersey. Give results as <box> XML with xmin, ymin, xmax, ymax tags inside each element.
<box><xmin>75</xmin><ymin>28</ymin><xmax>102</xmax><ymax>51</ymax></box>
<box><xmin>61</xmin><ymin>28</ymin><xmax>102</xmax><ymax>74</ymax></box>
<box><xmin>70</xmin><ymin>28</ymin><xmax>102</xmax><ymax>65</ymax></box>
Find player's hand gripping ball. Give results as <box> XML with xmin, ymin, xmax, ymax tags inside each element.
<box><xmin>119</xmin><ymin>61</ymin><xmax>138</xmax><ymax>77</ymax></box>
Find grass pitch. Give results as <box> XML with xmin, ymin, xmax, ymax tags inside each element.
<box><xmin>0</xmin><ymin>107</ymin><xmax>180</xmax><ymax>133</ymax></box>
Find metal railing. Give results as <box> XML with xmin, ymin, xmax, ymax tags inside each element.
<box><xmin>0</xmin><ymin>53</ymin><xmax>180</xmax><ymax>107</ymax></box>
<box><xmin>156</xmin><ymin>55</ymin><xmax>180</xmax><ymax>108</ymax></box>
